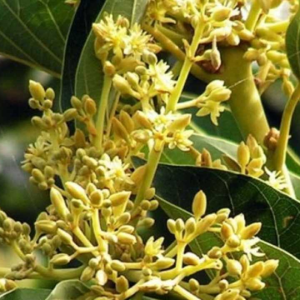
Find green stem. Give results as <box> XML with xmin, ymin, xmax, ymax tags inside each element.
<box><xmin>133</xmin><ymin>146</ymin><xmax>162</xmax><ymax>213</ymax></box>
<box><xmin>73</xmin><ymin>226</ymin><xmax>99</xmax><ymax>256</ymax></box>
<box><xmin>94</xmin><ymin>76</ymin><xmax>112</xmax><ymax>151</ymax></box>
<box><xmin>245</xmin><ymin>0</ymin><xmax>262</xmax><ymax>31</ymax></box>
<box><xmin>34</xmin><ymin>265</ymin><xmax>84</xmax><ymax>280</ymax></box>
<box><xmin>167</xmin><ymin>18</ymin><xmax>206</xmax><ymax>112</ymax></box>
<box><xmin>141</xmin><ymin>24</ymin><xmax>215</xmax><ymax>84</ymax></box>
<box><xmin>220</xmin><ymin>47</ymin><xmax>270</xmax><ymax>144</ymax></box>
<box><xmin>173</xmin><ymin>285</ymin><xmax>200</xmax><ymax>300</ymax></box>
<box><xmin>274</xmin><ymin>83</ymin><xmax>300</xmax><ymax>171</ymax></box>
<box><xmin>92</xmin><ymin>209</ymin><xmax>108</xmax><ymax>252</ymax></box>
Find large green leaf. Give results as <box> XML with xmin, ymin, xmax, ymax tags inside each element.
<box><xmin>286</xmin><ymin>1</ymin><xmax>300</xmax><ymax>79</ymax></box>
<box><xmin>148</xmin><ymin>161</ymin><xmax>300</xmax><ymax>258</ymax></box>
<box><xmin>0</xmin><ymin>0</ymin><xmax>74</xmax><ymax>77</ymax></box>
<box><xmin>0</xmin><ymin>289</ymin><xmax>51</xmax><ymax>300</ymax></box>
<box><xmin>45</xmin><ymin>280</ymin><xmax>89</xmax><ymax>300</ymax></box>
<box><xmin>161</xmin><ymin>133</ymin><xmax>300</xmax><ymax>199</ymax></box>
<box><xmin>60</xmin><ymin>0</ymin><xmax>106</xmax><ymax>110</ymax></box>
<box><xmin>74</xmin><ymin>0</ymin><xmax>149</xmax><ymax>101</ymax></box>
<box><xmin>158</xmin><ymin>197</ymin><xmax>300</xmax><ymax>300</ymax></box>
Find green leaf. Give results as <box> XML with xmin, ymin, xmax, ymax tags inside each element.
<box><xmin>287</xmin><ymin>147</ymin><xmax>300</xmax><ymax>175</ymax></box>
<box><xmin>74</xmin><ymin>0</ymin><xmax>149</xmax><ymax>100</ymax></box>
<box><xmin>149</xmin><ymin>161</ymin><xmax>300</xmax><ymax>259</ymax></box>
<box><xmin>0</xmin><ymin>0</ymin><xmax>74</xmax><ymax>77</ymax></box>
<box><xmin>158</xmin><ymin>196</ymin><xmax>300</xmax><ymax>300</ymax></box>
<box><xmin>0</xmin><ymin>289</ymin><xmax>51</xmax><ymax>300</ymax></box>
<box><xmin>60</xmin><ymin>0</ymin><xmax>106</xmax><ymax>110</ymax></box>
<box><xmin>161</xmin><ymin>133</ymin><xmax>300</xmax><ymax>199</ymax></box>
<box><xmin>286</xmin><ymin>3</ymin><xmax>300</xmax><ymax>79</ymax></box>
<box><xmin>45</xmin><ymin>280</ymin><xmax>89</xmax><ymax>300</ymax></box>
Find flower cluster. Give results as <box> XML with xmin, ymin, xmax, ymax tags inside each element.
<box><xmin>145</xmin><ymin>0</ymin><xmax>254</xmax><ymax>72</ymax></box>
<box><xmin>0</xmin><ymin>187</ymin><xmax>278</xmax><ymax>299</ymax></box>
<box><xmin>0</xmin><ymin>4</ymin><xmax>285</xmax><ymax>298</ymax></box>
<box><xmin>177</xmin><ymin>80</ymin><xmax>231</xmax><ymax>125</ymax></box>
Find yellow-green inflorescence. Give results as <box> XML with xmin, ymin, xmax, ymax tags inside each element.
<box><xmin>3</xmin><ymin>0</ymin><xmax>297</xmax><ymax>298</ymax></box>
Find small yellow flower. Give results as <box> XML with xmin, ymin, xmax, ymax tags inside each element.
<box><xmin>196</xmin><ymin>100</ymin><xmax>225</xmax><ymax>126</ymax></box>
<box><xmin>265</xmin><ymin>168</ymin><xmax>287</xmax><ymax>190</ymax></box>
<box><xmin>124</xmin><ymin>24</ymin><xmax>153</xmax><ymax>57</ymax></box>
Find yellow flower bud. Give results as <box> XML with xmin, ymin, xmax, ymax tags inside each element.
<box><xmin>248</xmin><ymin>261</ymin><xmax>264</xmax><ymax>277</ymax></box>
<box><xmin>226</xmin><ymin>234</ymin><xmax>241</xmax><ymax>248</ymax></box>
<box><xmin>90</xmin><ymin>190</ymin><xmax>103</xmax><ymax>207</ymax></box>
<box><xmin>50</xmin><ymin>188</ymin><xmax>70</xmax><ymax>220</ymax></box>
<box><xmin>117</xmin><ymin>212</ymin><xmax>131</xmax><ymax>225</ymax></box>
<box><xmin>261</xmin><ymin>259</ymin><xmax>279</xmax><ymax>277</ymax></box>
<box><xmin>71</xmin><ymin>96</ymin><xmax>82</xmax><ymax>110</ymax></box>
<box><xmin>50</xmin><ymin>253</ymin><xmax>71</xmax><ymax>265</ymax></box>
<box><xmin>113</xmin><ymin>74</ymin><xmax>133</xmax><ymax>95</ymax></box>
<box><xmin>134</xmin><ymin>111</ymin><xmax>152</xmax><ymax>129</ymax></box>
<box><xmin>167</xmin><ymin>114</ymin><xmax>191</xmax><ymax>132</ymax></box>
<box><xmin>189</xmin><ymin>278</ymin><xmax>199</xmax><ymax>292</ymax></box>
<box><xmin>103</xmin><ymin>61</ymin><xmax>115</xmax><ymax>77</ymax></box>
<box><xmin>32</xmin><ymin>169</ymin><xmax>45</xmax><ymax>183</ymax></box>
<box><xmin>246</xmin><ymin>278</ymin><xmax>265</xmax><ymax>291</ymax></box>
<box><xmin>218</xmin><ymin>289</ymin><xmax>240</xmax><ymax>300</ymax></box>
<box><xmin>57</xmin><ymin>229</ymin><xmax>73</xmax><ymax>245</ymax></box>
<box><xmin>84</xmin><ymin>97</ymin><xmax>97</xmax><ymax>116</ymax></box>
<box><xmin>175</xmin><ymin>218</ymin><xmax>185</xmax><ymax>232</ymax></box>
<box><xmin>208</xmin><ymin>247</ymin><xmax>222</xmax><ymax>259</ymax></box>
<box><xmin>35</xmin><ymin>220</ymin><xmax>57</xmax><ymax>234</ymax></box>
<box><xmin>196</xmin><ymin>214</ymin><xmax>217</xmax><ymax>234</ymax></box>
<box><xmin>216</xmin><ymin>208</ymin><xmax>231</xmax><ymax>223</ymax></box>
<box><xmin>218</xmin><ymin>279</ymin><xmax>229</xmax><ymax>291</ymax></box>
<box><xmin>63</xmin><ymin>108</ymin><xmax>78</xmax><ymax>122</ymax></box>
<box><xmin>80</xmin><ymin>266</ymin><xmax>95</xmax><ymax>282</ymax></box>
<box><xmin>247</xmin><ymin>158</ymin><xmax>264</xmax><ymax>177</ymax></box>
<box><xmin>183</xmin><ymin>252</ymin><xmax>201</xmax><ymax>265</ymax></box>
<box><xmin>126</xmin><ymin>72</ymin><xmax>140</xmax><ymax>89</ymax></box>
<box><xmin>138</xmin><ymin>217</ymin><xmax>155</xmax><ymax>228</ymax></box>
<box><xmin>201</xmin><ymin>149</ymin><xmax>213</xmax><ymax>167</ymax></box>
<box><xmin>167</xmin><ymin>219</ymin><xmax>176</xmax><ymax>234</ymax></box>
<box><xmin>112</xmin><ymin>117</ymin><xmax>129</xmax><ymax>140</ymax></box>
<box><xmin>244</xmin><ymin>49</ymin><xmax>259</xmax><ymax>61</ymax></box>
<box><xmin>119</xmin><ymin>225</ymin><xmax>135</xmax><ymax>234</ymax></box>
<box><xmin>237</xmin><ymin>142</ymin><xmax>250</xmax><ymax>173</ymax></box>
<box><xmin>185</xmin><ymin>217</ymin><xmax>196</xmax><ymax>237</ymax></box>
<box><xmin>241</xmin><ymin>222</ymin><xmax>261</xmax><ymax>239</ymax></box>
<box><xmin>111</xmin><ymin>260</ymin><xmax>126</xmax><ymax>272</ymax></box>
<box><xmin>131</xmin><ymin>129</ymin><xmax>152</xmax><ymax>143</ymax></box>
<box><xmin>65</xmin><ymin>182</ymin><xmax>90</xmax><ymax>204</ymax></box>
<box><xmin>96</xmin><ymin>269</ymin><xmax>108</xmax><ymax>286</ymax></box>
<box><xmin>45</xmin><ymin>88</ymin><xmax>55</xmax><ymax>100</ymax></box>
<box><xmin>145</xmin><ymin>188</ymin><xmax>156</xmax><ymax>200</ymax></box>
<box><xmin>110</xmin><ymin>191</ymin><xmax>130</xmax><ymax>216</ymax></box>
<box><xmin>212</xmin><ymin>7</ymin><xmax>232</xmax><ymax>22</ymax></box>
<box><xmin>29</xmin><ymin>80</ymin><xmax>45</xmax><ymax>101</ymax></box>
<box><xmin>117</xmin><ymin>232</ymin><xmax>137</xmax><ymax>245</ymax></box>
<box><xmin>120</xmin><ymin>110</ymin><xmax>135</xmax><ymax>133</ymax></box>
<box><xmin>154</xmin><ymin>257</ymin><xmax>175</xmax><ymax>269</ymax></box>
<box><xmin>116</xmin><ymin>276</ymin><xmax>129</xmax><ymax>293</ymax></box>
<box><xmin>227</xmin><ymin>259</ymin><xmax>242</xmax><ymax>276</ymax></box>
<box><xmin>192</xmin><ymin>190</ymin><xmax>207</xmax><ymax>220</ymax></box>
